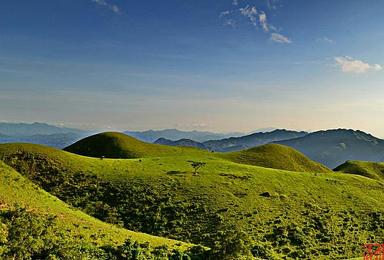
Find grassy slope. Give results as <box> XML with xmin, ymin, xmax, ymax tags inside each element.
<box><xmin>64</xmin><ymin>132</ymin><xmax>207</xmax><ymax>159</ymax></box>
<box><xmin>335</xmin><ymin>160</ymin><xmax>384</xmax><ymax>181</ymax></box>
<box><xmin>220</xmin><ymin>144</ymin><xmax>331</xmax><ymax>173</ymax></box>
<box><xmin>1</xmin><ymin>143</ymin><xmax>384</xmax><ymax>258</ymax></box>
<box><xmin>0</xmin><ymin>160</ymin><xmax>191</xmax><ymax>249</ymax></box>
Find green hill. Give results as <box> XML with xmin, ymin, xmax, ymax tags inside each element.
<box><xmin>335</xmin><ymin>160</ymin><xmax>384</xmax><ymax>181</ymax></box>
<box><xmin>1</xmin><ymin>142</ymin><xmax>384</xmax><ymax>259</ymax></box>
<box><xmin>0</xmin><ymin>160</ymin><xmax>196</xmax><ymax>258</ymax></box>
<box><xmin>64</xmin><ymin>132</ymin><xmax>331</xmax><ymax>173</ymax></box>
<box><xmin>64</xmin><ymin>132</ymin><xmax>206</xmax><ymax>159</ymax></box>
<box><xmin>221</xmin><ymin>144</ymin><xmax>331</xmax><ymax>173</ymax></box>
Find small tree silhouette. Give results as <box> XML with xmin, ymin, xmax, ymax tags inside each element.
<box><xmin>188</xmin><ymin>161</ymin><xmax>206</xmax><ymax>175</ymax></box>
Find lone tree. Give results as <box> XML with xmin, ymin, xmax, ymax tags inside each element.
<box><xmin>188</xmin><ymin>161</ymin><xmax>206</xmax><ymax>175</ymax></box>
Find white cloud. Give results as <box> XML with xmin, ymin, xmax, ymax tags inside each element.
<box><xmin>240</xmin><ymin>5</ymin><xmax>258</xmax><ymax>26</ymax></box>
<box><xmin>270</xmin><ymin>33</ymin><xmax>292</xmax><ymax>44</ymax></box>
<box><xmin>92</xmin><ymin>0</ymin><xmax>120</xmax><ymax>14</ymax></box>
<box><xmin>232</xmin><ymin>0</ymin><xmax>239</xmax><ymax>6</ymax></box>
<box><xmin>258</xmin><ymin>12</ymin><xmax>269</xmax><ymax>32</ymax></box>
<box><xmin>335</xmin><ymin>56</ymin><xmax>383</xmax><ymax>74</ymax></box>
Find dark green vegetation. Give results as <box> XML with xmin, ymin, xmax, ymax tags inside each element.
<box><xmin>335</xmin><ymin>160</ymin><xmax>384</xmax><ymax>181</ymax></box>
<box><xmin>1</xmin><ymin>136</ymin><xmax>384</xmax><ymax>259</ymax></box>
<box><xmin>221</xmin><ymin>144</ymin><xmax>331</xmax><ymax>173</ymax></box>
<box><xmin>0</xmin><ymin>205</ymin><xmax>203</xmax><ymax>259</ymax></box>
<box><xmin>276</xmin><ymin>129</ymin><xmax>384</xmax><ymax>168</ymax></box>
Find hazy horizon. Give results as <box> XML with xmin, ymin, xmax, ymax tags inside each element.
<box><xmin>2</xmin><ymin>1</ymin><xmax>384</xmax><ymax>136</ymax></box>
<box><xmin>2</xmin><ymin>120</ymin><xmax>384</xmax><ymax>140</ymax></box>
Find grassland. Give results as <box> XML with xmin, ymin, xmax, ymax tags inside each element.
<box><xmin>1</xmin><ymin>135</ymin><xmax>384</xmax><ymax>259</ymax></box>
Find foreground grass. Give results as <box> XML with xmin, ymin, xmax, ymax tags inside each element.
<box><xmin>0</xmin><ymin>161</ymin><xmax>194</xmax><ymax>252</ymax></box>
<box><xmin>1</xmin><ymin>142</ymin><xmax>383</xmax><ymax>259</ymax></box>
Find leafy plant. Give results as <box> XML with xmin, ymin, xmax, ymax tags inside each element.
<box><xmin>188</xmin><ymin>161</ymin><xmax>206</xmax><ymax>175</ymax></box>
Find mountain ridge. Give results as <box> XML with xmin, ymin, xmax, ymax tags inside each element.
<box><xmin>0</xmin><ymin>122</ymin><xmax>84</xmax><ymax>136</ymax></box>
<box><xmin>276</xmin><ymin>128</ymin><xmax>384</xmax><ymax>168</ymax></box>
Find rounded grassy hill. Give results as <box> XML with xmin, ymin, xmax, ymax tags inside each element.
<box><xmin>221</xmin><ymin>143</ymin><xmax>331</xmax><ymax>173</ymax></box>
<box><xmin>64</xmin><ymin>132</ymin><xmax>205</xmax><ymax>159</ymax></box>
<box><xmin>335</xmin><ymin>160</ymin><xmax>384</xmax><ymax>181</ymax></box>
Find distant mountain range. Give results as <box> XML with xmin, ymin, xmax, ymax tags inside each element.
<box><xmin>125</xmin><ymin>129</ymin><xmax>244</xmax><ymax>143</ymax></box>
<box><xmin>0</xmin><ymin>122</ymin><xmax>83</xmax><ymax>136</ymax></box>
<box><xmin>0</xmin><ymin>122</ymin><xmax>88</xmax><ymax>148</ymax></box>
<box><xmin>202</xmin><ymin>129</ymin><xmax>308</xmax><ymax>152</ymax></box>
<box><xmin>275</xmin><ymin>129</ymin><xmax>384</xmax><ymax>168</ymax></box>
<box><xmin>0</xmin><ymin>133</ymin><xmax>87</xmax><ymax>149</ymax></box>
<box><xmin>154</xmin><ymin>128</ymin><xmax>384</xmax><ymax>168</ymax></box>
<box><xmin>155</xmin><ymin>138</ymin><xmax>207</xmax><ymax>149</ymax></box>
<box><xmin>155</xmin><ymin>129</ymin><xmax>308</xmax><ymax>152</ymax></box>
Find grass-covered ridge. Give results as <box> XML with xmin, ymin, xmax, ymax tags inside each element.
<box><xmin>221</xmin><ymin>144</ymin><xmax>331</xmax><ymax>173</ymax></box>
<box><xmin>64</xmin><ymin>131</ymin><xmax>207</xmax><ymax>159</ymax></box>
<box><xmin>335</xmin><ymin>160</ymin><xmax>384</xmax><ymax>181</ymax></box>
<box><xmin>1</xmin><ymin>142</ymin><xmax>384</xmax><ymax>258</ymax></box>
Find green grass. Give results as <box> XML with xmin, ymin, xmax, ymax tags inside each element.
<box><xmin>335</xmin><ymin>160</ymin><xmax>384</xmax><ymax>181</ymax></box>
<box><xmin>1</xmin><ymin>141</ymin><xmax>383</xmax><ymax>259</ymax></box>
<box><xmin>0</xmin><ymin>160</ymin><xmax>192</xmax><ymax>250</ymax></box>
<box><xmin>220</xmin><ymin>143</ymin><xmax>331</xmax><ymax>173</ymax></box>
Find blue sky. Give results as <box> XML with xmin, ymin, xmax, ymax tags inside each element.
<box><xmin>1</xmin><ymin>0</ymin><xmax>384</xmax><ymax>136</ymax></box>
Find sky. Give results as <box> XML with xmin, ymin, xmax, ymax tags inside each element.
<box><xmin>1</xmin><ymin>0</ymin><xmax>384</xmax><ymax>136</ymax></box>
